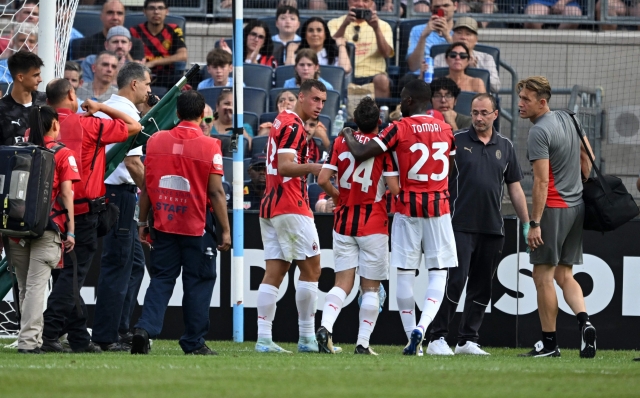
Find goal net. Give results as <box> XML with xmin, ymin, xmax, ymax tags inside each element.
<box><xmin>0</xmin><ymin>0</ymin><xmax>79</xmax><ymax>94</ymax></box>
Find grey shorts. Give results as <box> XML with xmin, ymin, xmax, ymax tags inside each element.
<box><xmin>530</xmin><ymin>203</ymin><xmax>584</xmax><ymax>266</ymax></box>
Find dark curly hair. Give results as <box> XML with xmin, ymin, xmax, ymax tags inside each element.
<box><xmin>296</xmin><ymin>17</ymin><xmax>339</xmax><ymax>67</ymax></box>
<box><xmin>354</xmin><ymin>97</ymin><xmax>379</xmax><ymax>134</ymax></box>
<box><xmin>430</xmin><ymin>77</ymin><xmax>461</xmax><ymax>99</ymax></box>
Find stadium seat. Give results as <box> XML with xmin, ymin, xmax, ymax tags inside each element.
<box><xmin>199</xmin><ymin>87</ymin><xmax>226</xmax><ymax>109</ymax></box>
<box><xmin>259</xmin><ymin>112</ymin><xmax>278</xmax><ymax>124</ymax></box>
<box><xmin>321</xmin><ymin>90</ymin><xmax>341</xmax><ymax>120</ymax></box>
<box><xmin>275</xmin><ymin>65</ymin><xmax>295</xmax><ymax>88</ymax></box>
<box><xmin>398</xmin><ymin>19</ymin><xmax>430</xmax><ymax>75</ymax></box>
<box><xmin>433</xmin><ymin>67</ymin><xmax>491</xmax><ymax>94</ymax></box>
<box><xmin>319</xmin><ymin>65</ymin><xmax>345</xmax><ymax>96</ymax></box>
<box><xmin>244</xmin><ymin>63</ymin><xmax>274</xmax><ymax>93</ymax></box>
<box><xmin>251</xmin><ymin>135</ymin><xmax>269</xmax><ymax>156</ymax></box>
<box><xmin>222</xmin><ymin>180</ymin><xmax>232</xmax><ymax>207</ymax></box>
<box><xmin>244</xmin><ymin>112</ymin><xmax>259</xmax><ymax>136</ymax></box>
<box><xmin>211</xmin><ymin>134</ymin><xmax>249</xmax><ymax>158</ymax></box>
<box><xmin>150</xmin><ymin>86</ymin><xmax>168</xmax><ymax>98</ymax></box>
<box><xmin>222</xmin><ymin>157</ymin><xmax>251</xmax><ymax>182</ymax></box>
<box><xmin>430</xmin><ymin>43</ymin><xmax>500</xmax><ymax>72</ymax></box>
<box><xmin>318</xmin><ymin>114</ymin><xmax>332</xmax><ymax>137</ymax></box>
<box><xmin>72</xmin><ymin>11</ymin><xmax>102</xmax><ymax>37</ymax></box>
<box><xmin>244</xmin><ymin>87</ymin><xmax>269</xmax><ymax>114</ymax></box>
<box><xmin>453</xmin><ymin>91</ymin><xmax>476</xmax><ymax>116</ymax></box>
<box><xmin>307</xmin><ymin>183</ymin><xmax>324</xmax><ymax>210</ymax></box>
<box><xmin>312</xmin><ymin>137</ymin><xmax>326</xmax><ymax>153</ymax></box>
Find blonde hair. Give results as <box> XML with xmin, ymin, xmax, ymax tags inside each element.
<box><xmin>516</xmin><ymin>76</ymin><xmax>551</xmax><ymax>101</ymax></box>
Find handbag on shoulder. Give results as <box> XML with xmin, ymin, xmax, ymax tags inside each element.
<box><xmin>565</xmin><ymin>110</ymin><xmax>639</xmax><ymax>232</ymax></box>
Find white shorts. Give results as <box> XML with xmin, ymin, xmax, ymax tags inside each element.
<box><xmin>260</xmin><ymin>214</ymin><xmax>320</xmax><ymax>262</ymax></box>
<box><xmin>333</xmin><ymin>231</ymin><xmax>389</xmax><ymax>281</ymax></box>
<box><xmin>390</xmin><ymin>213</ymin><xmax>458</xmax><ymax>270</ymax></box>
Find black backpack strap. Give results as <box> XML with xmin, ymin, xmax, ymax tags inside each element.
<box><xmin>90</xmin><ymin>121</ymin><xmax>104</xmax><ymax>171</ymax></box>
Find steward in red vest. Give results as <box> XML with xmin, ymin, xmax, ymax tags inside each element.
<box><xmin>132</xmin><ymin>90</ymin><xmax>230</xmax><ymax>355</ymax></box>
<box><xmin>40</xmin><ymin>79</ymin><xmax>142</xmax><ymax>354</ymax></box>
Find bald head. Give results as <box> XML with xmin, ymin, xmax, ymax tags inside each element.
<box><xmin>46</xmin><ymin>78</ymin><xmax>74</xmax><ymax>107</ymax></box>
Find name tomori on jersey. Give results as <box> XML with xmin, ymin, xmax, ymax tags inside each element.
<box><xmin>411</xmin><ymin>123</ymin><xmax>443</xmax><ymax>133</ymax></box>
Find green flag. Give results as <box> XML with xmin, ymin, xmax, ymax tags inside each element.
<box><xmin>104</xmin><ymin>65</ymin><xmax>201</xmax><ymax>179</ymax></box>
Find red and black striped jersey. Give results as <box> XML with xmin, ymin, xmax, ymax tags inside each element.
<box><xmin>260</xmin><ymin>110</ymin><xmax>313</xmax><ymax>219</ymax></box>
<box><xmin>324</xmin><ymin>131</ymin><xmax>398</xmax><ymax>236</ymax></box>
<box><xmin>374</xmin><ymin>114</ymin><xmax>455</xmax><ymax>218</ymax></box>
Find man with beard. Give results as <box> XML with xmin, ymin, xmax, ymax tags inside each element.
<box><xmin>426</xmin><ymin>93</ymin><xmax>529</xmax><ymax>355</ymax></box>
<box><xmin>243</xmin><ymin>153</ymin><xmax>267</xmax><ymax>210</ymax></box>
<box><xmin>81</xmin><ymin>26</ymin><xmax>135</xmax><ymax>83</ymax></box>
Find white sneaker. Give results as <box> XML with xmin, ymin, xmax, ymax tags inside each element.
<box><xmin>255</xmin><ymin>338</ymin><xmax>292</xmax><ymax>353</ymax></box>
<box><xmin>454</xmin><ymin>341</ymin><xmax>490</xmax><ymax>355</ymax></box>
<box><xmin>426</xmin><ymin>337</ymin><xmax>454</xmax><ymax>356</ymax></box>
<box><xmin>298</xmin><ymin>336</ymin><xmax>319</xmax><ymax>353</ymax></box>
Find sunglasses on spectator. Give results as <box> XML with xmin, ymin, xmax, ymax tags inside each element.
<box><xmin>249</xmin><ymin>31</ymin><xmax>266</xmax><ymax>40</ymax></box>
<box><xmin>352</xmin><ymin>25</ymin><xmax>360</xmax><ymax>42</ymax></box>
<box><xmin>448</xmin><ymin>52</ymin><xmax>470</xmax><ymax>60</ymax></box>
<box><xmin>203</xmin><ymin>116</ymin><xmax>213</xmax><ymax>124</ymax></box>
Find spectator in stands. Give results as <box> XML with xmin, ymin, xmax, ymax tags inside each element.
<box><xmin>406</xmin><ymin>0</ymin><xmax>456</xmax><ymax>76</ymax></box>
<box><xmin>0</xmin><ymin>0</ymin><xmax>38</xmax><ymax>54</ymax></box>
<box><xmin>381</xmin><ymin>0</ymin><xmax>431</xmax><ymax>17</ymax></box>
<box><xmin>81</xmin><ymin>26</ymin><xmax>133</xmax><ymax>83</ymax></box>
<box><xmin>129</xmin><ymin>0</ymin><xmax>187</xmax><ymax>89</ymax></box>
<box><xmin>64</xmin><ymin>61</ymin><xmax>84</xmax><ymax>90</ymax></box>
<box><xmin>272</xmin><ymin>6</ymin><xmax>301</xmax><ymax>46</ymax></box>
<box><xmin>76</xmin><ymin>51</ymin><xmax>119</xmax><ymax>102</ymax></box>
<box><xmin>241</xmin><ymin>20</ymin><xmax>278</xmax><ymax>68</ymax></box>
<box><xmin>457</xmin><ymin>1</ymin><xmax>497</xmax><ymax>28</ymax></box>
<box><xmin>257</xmin><ymin>90</ymin><xmax>297</xmax><ymax>136</ymax></box>
<box><xmin>596</xmin><ymin>0</ymin><xmax>640</xmax><ymax>30</ymax></box>
<box><xmin>285</xmin><ymin>17</ymin><xmax>352</xmax><ymax>75</ymax></box>
<box><xmin>243</xmin><ymin>153</ymin><xmax>267</xmax><ymax>211</ymax></box>
<box><xmin>200</xmin><ymin>104</ymin><xmax>214</xmax><ymax>136</ymax></box>
<box><xmin>210</xmin><ymin>89</ymin><xmax>253</xmax><ymax>149</ymax></box>
<box><xmin>198</xmin><ymin>48</ymin><xmax>244</xmax><ymax>89</ymax></box>
<box><xmin>430</xmin><ymin>77</ymin><xmax>472</xmax><ymax>131</ymax></box>
<box><xmin>524</xmin><ymin>0</ymin><xmax>582</xmax><ymax>29</ymax></box>
<box><xmin>433</xmin><ymin>17</ymin><xmax>500</xmax><ymax>92</ymax></box>
<box><xmin>0</xmin><ymin>22</ymin><xmax>38</xmax><ymax>84</ymax></box>
<box><xmin>284</xmin><ymin>49</ymin><xmax>335</xmax><ymax>90</ymax></box>
<box><xmin>73</xmin><ymin>0</ymin><xmax>145</xmax><ymax>61</ymax></box>
<box><xmin>444</xmin><ymin>42</ymin><xmax>486</xmax><ymax>93</ymax></box>
<box><xmin>328</xmin><ymin>0</ymin><xmax>394</xmax><ymax>98</ymax></box>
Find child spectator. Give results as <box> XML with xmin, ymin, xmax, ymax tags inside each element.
<box><xmin>272</xmin><ymin>6</ymin><xmax>302</xmax><ymax>46</ymax></box>
<box><xmin>198</xmin><ymin>48</ymin><xmax>245</xmax><ymax>89</ymax></box>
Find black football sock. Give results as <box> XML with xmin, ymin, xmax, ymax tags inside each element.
<box><xmin>577</xmin><ymin>312</ymin><xmax>589</xmax><ymax>329</ymax></box>
<box><xmin>542</xmin><ymin>331</ymin><xmax>557</xmax><ymax>350</ymax></box>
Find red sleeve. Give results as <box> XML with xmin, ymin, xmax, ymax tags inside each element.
<box><xmin>210</xmin><ymin>139</ymin><xmax>224</xmax><ymax>176</ymax></box>
<box><xmin>374</xmin><ymin>122</ymin><xmax>399</xmax><ymax>152</ymax></box>
<box><xmin>382</xmin><ymin>152</ymin><xmax>398</xmax><ymax>176</ymax></box>
<box><xmin>80</xmin><ymin>117</ymin><xmax>128</xmax><ymax>146</ymax></box>
<box><xmin>55</xmin><ymin>148</ymin><xmax>82</xmax><ymax>183</ymax></box>
<box><xmin>277</xmin><ymin>121</ymin><xmax>304</xmax><ymax>153</ymax></box>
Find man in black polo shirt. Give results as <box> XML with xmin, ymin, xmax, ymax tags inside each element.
<box><xmin>426</xmin><ymin>93</ymin><xmax>530</xmax><ymax>356</ymax></box>
<box><xmin>0</xmin><ymin>52</ymin><xmax>46</xmax><ymax>145</ymax></box>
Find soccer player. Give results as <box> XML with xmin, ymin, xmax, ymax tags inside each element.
<box><xmin>315</xmin><ymin>97</ymin><xmax>399</xmax><ymax>356</ymax></box>
<box><xmin>256</xmin><ymin>79</ymin><xmax>327</xmax><ymax>354</ymax></box>
<box><xmin>342</xmin><ymin>79</ymin><xmax>457</xmax><ymax>356</ymax></box>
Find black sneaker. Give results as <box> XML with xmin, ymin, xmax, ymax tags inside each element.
<box><xmin>518</xmin><ymin>341</ymin><xmax>561</xmax><ymax>357</ymax></box>
<box><xmin>316</xmin><ymin>326</ymin><xmax>334</xmax><ymax>354</ymax></box>
<box><xmin>40</xmin><ymin>338</ymin><xmax>71</xmax><ymax>353</ymax></box>
<box><xmin>18</xmin><ymin>347</ymin><xmax>45</xmax><ymax>354</ymax></box>
<box><xmin>119</xmin><ymin>331</ymin><xmax>133</xmax><ymax>345</ymax></box>
<box><xmin>580</xmin><ymin>321</ymin><xmax>597</xmax><ymax>359</ymax></box>
<box><xmin>97</xmin><ymin>342</ymin><xmax>132</xmax><ymax>352</ymax></box>
<box><xmin>72</xmin><ymin>342</ymin><xmax>103</xmax><ymax>353</ymax></box>
<box><xmin>634</xmin><ymin>357</ymin><xmax>640</xmax><ymax>361</ymax></box>
<box><xmin>354</xmin><ymin>345</ymin><xmax>378</xmax><ymax>356</ymax></box>
<box><xmin>131</xmin><ymin>328</ymin><xmax>150</xmax><ymax>355</ymax></box>
<box><xmin>186</xmin><ymin>344</ymin><xmax>218</xmax><ymax>355</ymax></box>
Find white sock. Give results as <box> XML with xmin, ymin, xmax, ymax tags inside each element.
<box><xmin>257</xmin><ymin>284</ymin><xmax>279</xmax><ymax>339</ymax></box>
<box><xmin>417</xmin><ymin>269</ymin><xmax>447</xmax><ymax>332</ymax></box>
<box><xmin>396</xmin><ymin>270</ymin><xmax>416</xmax><ymax>340</ymax></box>
<box><xmin>296</xmin><ymin>281</ymin><xmax>318</xmax><ymax>338</ymax></box>
<box><xmin>356</xmin><ymin>291</ymin><xmax>380</xmax><ymax>348</ymax></box>
<box><xmin>321</xmin><ymin>287</ymin><xmax>347</xmax><ymax>334</ymax></box>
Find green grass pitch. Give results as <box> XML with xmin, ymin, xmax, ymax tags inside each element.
<box><xmin>1</xmin><ymin>340</ymin><xmax>639</xmax><ymax>397</ymax></box>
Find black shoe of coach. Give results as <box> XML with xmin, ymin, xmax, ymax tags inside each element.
<box><xmin>40</xmin><ymin>338</ymin><xmax>72</xmax><ymax>353</ymax></box>
<box><xmin>97</xmin><ymin>342</ymin><xmax>132</xmax><ymax>352</ymax></box>
<box><xmin>72</xmin><ymin>342</ymin><xmax>103</xmax><ymax>354</ymax></box>
<box><xmin>131</xmin><ymin>328</ymin><xmax>150</xmax><ymax>355</ymax></box>
<box><xmin>186</xmin><ymin>344</ymin><xmax>218</xmax><ymax>355</ymax></box>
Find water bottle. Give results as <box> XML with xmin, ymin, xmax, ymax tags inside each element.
<box><xmin>332</xmin><ymin>110</ymin><xmax>344</xmax><ymax>136</ymax></box>
<box><xmin>205</xmin><ymin>247</ymin><xmax>214</xmax><ymax>256</ymax></box>
<box><xmin>424</xmin><ymin>57</ymin><xmax>434</xmax><ymax>83</ymax></box>
<box><xmin>379</xmin><ymin>106</ymin><xmax>389</xmax><ymax>124</ymax></box>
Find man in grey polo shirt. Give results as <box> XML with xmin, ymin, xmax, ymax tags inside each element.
<box><xmin>517</xmin><ymin>76</ymin><xmax>597</xmax><ymax>359</ymax></box>
<box><xmin>426</xmin><ymin>93</ymin><xmax>529</xmax><ymax>356</ymax></box>
<box><xmin>91</xmin><ymin>62</ymin><xmax>152</xmax><ymax>351</ymax></box>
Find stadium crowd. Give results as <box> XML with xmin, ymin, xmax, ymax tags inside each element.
<box><xmin>0</xmin><ymin>0</ymin><xmax>635</xmax><ymax>358</ymax></box>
